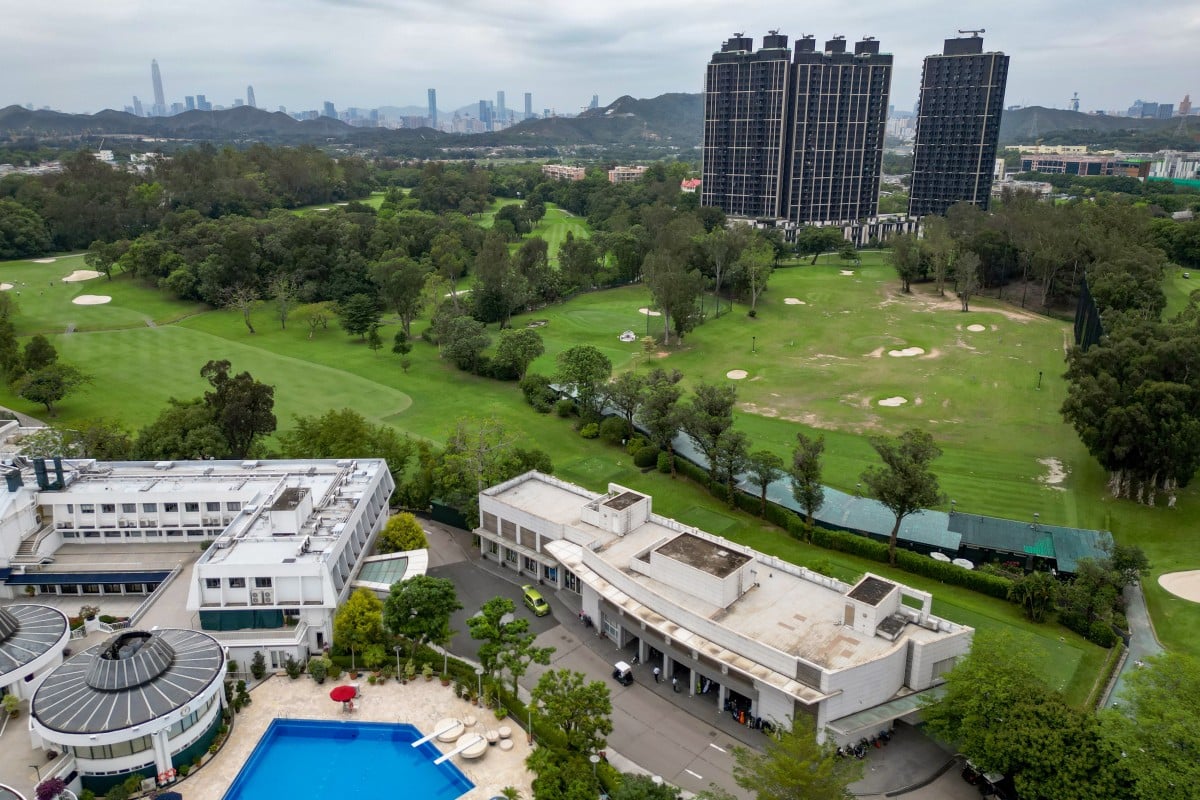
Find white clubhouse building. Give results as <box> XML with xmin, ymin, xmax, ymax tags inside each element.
<box><xmin>477</xmin><ymin>472</ymin><xmax>973</xmax><ymax>740</ymax></box>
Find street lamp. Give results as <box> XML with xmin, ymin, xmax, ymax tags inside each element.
<box><xmin>751</xmin><ymin>336</ymin><xmax>756</xmax><ymax>353</ymax></box>
<box><xmin>476</xmin><ymin>666</ymin><xmax>484</xmax><ymax>704</ymax></box>
<box><xmin>394</xmin><ymin>645</ymin><xmax>403</xmax><ymax>679</ymax></box>
<box><xmin>589</xmin><ymin>753</ymin><xmax>600</xmax><ymax>780</ymax></box>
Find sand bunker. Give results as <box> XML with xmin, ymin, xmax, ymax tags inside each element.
<box><xmin>638</xmin><ymin>307</ymin><xmax>662</xmax><ymax>316</ymax></box>
<box><xmin>1159</xmin><ymin>571</ymin><xmax>1200</xmax><ymax>603</ymax></box>
<box><xmin>0</xmin><ymin>284</ymin><xmax>12</xmax><ymax>291</ymax></box>
<box><xmin>840</xmin><ymin>270</ymin><xmax>854</xmax><ymax>276</ymax></box>
<box><xmin>72</xmin><ymin>295</ymin><xmax>112</xmax><ymax>305</ymax></box>
<box><xmin>966</xmin><ymin>324</ymin><xmax>986</xmax><ymax>332</ymax></box>
<box><xmin>784</xmin><ymin>297</ymin><xmax>806</xmax><ymax>305</ymax></box>
<box><xmin>62</xmin><ymin>270</ymin><xmax>102</xmax><ymax>283</ymax></box>
<box><xmin>32</xmin><ymin>258</ymin><xmax>56</xmax><ymax>264</ymax></box>
<box><xmin>888</xmin><ymin>347</ymin><xmax>925</xmax><ymax>358</ymax></box>
<box><xmin>878</xmin><ymin>396</ymin><xmax>908</xmax><ymax>407</ymax></box>
<box><xmin>726</xmin><ymin>370</ymin><xmax>748</xmax><ymax>380</ymax></box>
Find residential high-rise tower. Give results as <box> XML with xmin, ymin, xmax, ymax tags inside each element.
<box><xmin>701</xmin><ymin>32</ymin><xmax>892</xmax><ymax>223</ymax></box>
<box><xmin>524</xmin><ymin>92</ymin><xmax>532</xmax><ymax>120</ymax></box>
<box><xmin>496</xmin><ymin>91</ymin><xmax>506</xmax><ymax>123</ymax></box>
<box><xmin>908</xmin><ymin>34</ymin><xmax>1009</xmax><ymax>217</ymax></box>
<box><xmin>427</xmin><ymin>88</ymin><xmax>437</xmax><ymax>128</ymax></box>
<box><xmin>246</xmin><ymin>85</ymin><xmax>256</xmax><ymax>109</ymax></box>
<box><xmin>150</xmin><ymin>59</ymin><xmax>166</xmax><ymax>116</ymax></box>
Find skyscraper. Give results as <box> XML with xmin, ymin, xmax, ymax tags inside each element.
<box><xmin>132</xmin><ymin>96</ymin><xmax>144</xmax><ymax>117</ymax></box>
<box><xmin>701</xmin><ymin>32</ymin><xmax>892</xmax><ymax>224</ymax></box>
<box><xmin>185</xmin><ymin>95</ymin><xmax>195</xmax><ymax>112</ymax></box>
<box><xmin>427</xmin><ymin>88</ymin><xmax>437</xmax><ymax>128</ymax></box>
<box><xmin>909</xmin><ymin>34</ymin><xmax>1009</xmax><ymax>217</ymax></box>
<box><xmin>150</xmin><ymin>59</ymin><xmax>166</xmax><ymax>116</ymax></box>
<box><xmin>323</xmin><ymin>101</ymin><xmax>336</xmax><ymax>119</ymax></box>
<box><xmin>524</xmin><ymin>92</ymin><xmax>532</xmax><ymax>120</ymax></box>
<box><xmin>246</xmin><ymin>85</ymin><xmax>256</xmax><ymax>109</ymax></box>
<box><xmin>496</xmin><ymin>91</ymin><xmax>506</xmax><ymax>123</ymax></box>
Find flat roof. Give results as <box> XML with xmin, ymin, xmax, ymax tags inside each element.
<box><xmin>0</xmin><ymin>604</ymin><xmax>68</xmax><ymax>678</ymax></box>
<box><xmin>848</xmin><ymin>576</ymin><xmax>895</xmax><ymax>605</ymax></box>
<box><xmin>33</xmin><ymin>628</ymin><xmax>223</xmax><ymax>734</ymax></box>
<box><xmin>655</xmin><ymin>533</ymin><xmax>750</xmax><ymax>578</ymax></box>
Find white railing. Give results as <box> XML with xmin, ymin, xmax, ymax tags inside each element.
<box><xmin>215</xmin><ymin>620</ymin><xmax>309</xmax><ymax>643</ymax></box>
<box><xmin>98</xmin><ymin>619</ymin><xmax>131</xmax><ymax>634</ymax></box>
<box><xmin>69</xmin><ymin>627</ymin><xmax>86</xmax><ymax>640</ymax></box>
<box><xmin>127</xmin><ymin>561</ymin><xmax>183</xmax><ymax>626</ymax></box>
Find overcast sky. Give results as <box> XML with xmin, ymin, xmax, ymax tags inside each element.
<box><xmin>4</xmin><ymin>0</ymin><xmax>1197</xmax><ymax>117</ymax></box>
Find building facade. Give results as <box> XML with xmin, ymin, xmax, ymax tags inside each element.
<box><xmin>542</xmin><ymin>164</ymin><xmax>586</xmax><ymax>181</ymax></box>
<box><xmin>475</xmin><ymin>473</ymin><xmax>971</xmax><ymax>741</ymax></box>
<box><xmin>909</xmin><ymin>35</ymin><xmax>1009</xmax><ymax>217</ymax></box>
<box><xmin>702</xmin><ymin>33</ymin><xmax>892</xmax><ymax>225</ymax></box>
<box><xmin>608</xmin><ymin>165</ymin><xmax>647</xmax><ymax>183</ymax></box>
<box><xmin>0</xmin><ymin>604</ymin><xmax>69</xmax><ymax>702</ymax></box>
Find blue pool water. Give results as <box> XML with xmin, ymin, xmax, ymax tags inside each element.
<box><xmin>222</xmin><ymin>719</ymin><xmax>474</xmax><ymax>800</ymax></box>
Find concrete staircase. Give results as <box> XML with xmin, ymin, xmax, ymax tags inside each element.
<box><xmin>10</xmin><ymin>524</ymin><xmax>54</xmax><ymax>565</ymax></box>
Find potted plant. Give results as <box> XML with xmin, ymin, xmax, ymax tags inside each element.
<box><xmin>440</xmin><ymin>672</ymin><xmax>451</xmax><ymax>687</ymax></box>
<box><xmin>3</xmin><ymin>693</ymin><xmax>20</xmax><ymax>719</ymax></box>
<box><xmin>308</xmin><ymin>658</ymin><xmax>328</xmax><ymax>685</ymax></box>
<box><xmin>404</xmin><ymin>659</ymin><xmax>416</xmax><ymax>683</ymax></box>
<box><xmin>79</xmin><ymin>604</ymin><xmax>99</xmax><ymax>621</ymax></box>
<box><xmin>24</xmin><ymin>585</ymin><xmax>35</xmax><ymax>598</ymax></box>
<box><xmin>35</xmin><ymin>776</ymin><xmax>67</xmax><ymax>800</ymax></box>
<box><xmin>422</xmin><ymin>663</ymin><xmax>434</xmax><ymax>682</ymax></box>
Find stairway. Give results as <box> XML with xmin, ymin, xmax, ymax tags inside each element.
<box><xmin>10</xmin><ymin>524</ymin><xmax>53</xmax><ymax>565</ymax></box>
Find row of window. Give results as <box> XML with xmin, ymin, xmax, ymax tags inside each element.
<box><xmin>39</xmin><ymin>582</ymin><xmax>155</xmax><ymax>594</ymax></box>
<box><xmin>204</xmin><ymin>576</ymin><xmax>273</xmax><ymax>589</ymax></box>
<box><xmin>67</xmin><ymin>693</ymin><xmax>218</xmax><ymax>761</ymax></box>
<box><xmin>64</xmin><ymin>529</ymin><xmax>217</xmax><ymax>539</ymax></box>
<box><xmin>65</xmin><ymin>501</ymin><xmax>242</xmax><ymax>514</ymax></box>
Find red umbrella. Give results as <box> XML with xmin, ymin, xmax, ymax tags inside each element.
<box><xmin>329</xmin><ymin>685</ymin><xmax>356</xmax><ymax>702</ymax></box>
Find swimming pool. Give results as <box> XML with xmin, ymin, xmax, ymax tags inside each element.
<box><xmin>222</xmin><ymin>719</ymin><xmax>475</xmax><ymax>800</ymax></box>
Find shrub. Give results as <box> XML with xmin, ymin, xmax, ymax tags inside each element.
<box><xmin>579</xmin><ymin>423</ymin><xmax>600</xmax><ymax>439</ymax></box>
<box><xmin>625</xmin><ymin>435</ymin><xmax>649</xmax><ymax>455</ymax></box>
<box><xmin>599</xmin><ymin>416</ymin><xmax>626</xmax><ymax>445</ymax></box>
<box><xmin>35</xmin><ymin>777</ymin><xmax>66</xmax><ymax>800</ymax></box>
<box><xmin>657</xmin><ymin>451</ymin><xmax>672</xmax><ymax>473</ymax></box>
<box><xmin>177</xmin><ymin>764</ymin><xmax>190</xmax><ymax>778</ymax></box>
<box><xmin>748</xmin><ymin>308</ymin><xmax>757</xmax><ymax>318</ymax></box>
<box><xmin>284</xmin><ymin>655</ymin><xmax>302</xmax><ymax>680</ymax></box>
<box><xmin>555</xmin><ymin>398</ymin><xmax>576</xmax><ymax>418</ymax></box>
<box><xmin>250</xmin><ymin>651</ymin><xmax>266</xmax><ymax>680</ymax></box>
<box><xmin>308</xmin><ymin>657</ymin><xmax>329</xmax><ymax>684</ymax></box>
<box><xmin>633</xmin><ymin>446</ymin><xmax>660</xmax><ymax>468</ymax></box>
<box><xmin>520</xmin><ymin>373</ymin><xmax>557</xmax><ymax>413</ymax></box>
<box><xmin>1088</xmin><ymin>620</ymin><xmax>1118</xmax><ymax>648</ymax></box>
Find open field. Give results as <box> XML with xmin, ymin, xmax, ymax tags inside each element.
<box><xmin>289</xmin><ymin>191</ymin><xmax>387</xmax><ymax>216</ymax></box>
<box><xmin>0</xmin><ymin>248</ymin><xmax>1191</xmax><ymax>685</ymax></box>
<box><xmin>479</xmin><ymin>200</ymin><xmax>591</xmax><ymax>263</ymax></box>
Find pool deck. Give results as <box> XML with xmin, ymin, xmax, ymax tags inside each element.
<box><xmin>182</xmin><ymin>674</ymin><xmax>533</xmax><ymax>800</ymax></box>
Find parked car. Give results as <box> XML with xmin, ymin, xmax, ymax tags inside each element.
<box><xmin>612</xmin><ymin>661</ymin><xmax>633</xmax><ymax>686</ymax></box>
<box><xmin>522</xmin><ymin>584</ymin><xmax>550</xmax><ymax>617</ymax></box>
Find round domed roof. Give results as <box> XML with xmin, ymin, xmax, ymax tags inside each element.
<box><xmin>0</xmin><ymin>604</ymin><xmax>69</xmax><ymax>679</ymax></box>
<box><xmin>33</xmin><ymin>628</ymin><xmax>224</xmax><ymax>735</ymax></box>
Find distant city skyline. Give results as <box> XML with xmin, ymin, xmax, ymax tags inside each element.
<box><xmin>1</xmin><ymin>1</ymin><xmax>1196</xmax><ymax>116</ymax></box>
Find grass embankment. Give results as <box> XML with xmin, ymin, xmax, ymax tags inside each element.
<box><xmin>0</xmin><ymin>243</ymin><xmax>1190</xmax><ymax>694</ymax></box>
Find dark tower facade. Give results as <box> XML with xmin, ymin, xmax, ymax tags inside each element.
<box><xmin>702</xmin><ymin>33</ymin><xmax>892</xmax><ymax>224</ymax></box>
<box><xmin>785</xmin><ymin>36</ymin><xmax>892</xmax><ymax>223</ymax></box>
<box><xmin>150</xmin><ymin>59</ymin><xmax>166</xmax><ymax>116</ymax></box>
<box><xmin>909</xmin><ymin>35</ymin><xmax>1009</xmax><ymax>217</ymax></box>
<box><xmin>427</xmin><ymin>88</ymin><xmax>437</xmax><ymax>128</ymax></box>
<box><xmin>701</xmin><ymin>34</ymin><xmax>792</xmax><ymax>219</ymax></box>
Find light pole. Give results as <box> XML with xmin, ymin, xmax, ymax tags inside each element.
<box><xmin>589</xmin><ymin>753</ymin><xmax>600</xmax><ymax>780</ymax></box>
<box><xmin>751</xmin><ymin>336</ymin><xmax>756</xmax><ymax>353</ymax></box>
<box><xmin>394</xmin><ymin>645</ymin><xmax>403</xmax><ymax>680</ymax></box>
<box><xmin>475</xmin><ymin>666</ymin><xmax>484</xmax><ymax>705</ymax></box>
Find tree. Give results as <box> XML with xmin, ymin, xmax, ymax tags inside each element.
<box><xmin>606</xmin><ymin>372</ymin><xmax>646</xmax><ymax>438</ymax></box>
<box><xmin>268</xmin><ymin>273</ymin><xmax>299</xmax><ymax>330</ymax></box>
<box><xmin>0</xmin><ymin>199</ymin><xmax>51</xmax><ymax>260</ymax></box>
<box><xmin>430</xmin><ymin>231</ymin><xmax>469</xmax><ymax>312</ymax></box>
<box><xmin>739</xmin><ymin>238</ymin><xmax>775</xmax><ymax>313</ymax></box>
<box><xmin>787</xmin><ymin>432</ymin><xmax>826</xmax><ymax>537</ymax></box>
<box><xmin>922</xmin><ymin>216</ymin><xmax>954</xmax><ymax>296</ymax></box>
<box><xmin>886</xmin><ymin>234</ymin><xmax>922</xmax><ymax>293</ymax></box>
<box><xmin>638</xmin><ymin>368</ymin><xmax>684</xmax><ymax>475</ymax></box>
<box><xmin>134</xmin><ymin>398</ymin><xmax>228</xmax><ymax>460</ymax></box>
<box><xmin>473</xmin><ymin>230</ymin><xmax>527</xmax><ymax>327</ymax></box>
<box><xmin>1104</xmin><ymin>652</ymin><xmax>1200</xmax><ymax>800</ymax></box>
<box><xmin>371</xmin><ymin>256</ymin><xmax>427</xmax><ymax>337</ymax></box>
<box><xmin>435</xmin><ymin>416</ymin><xmax>552</xmax><ymax>520</ymax></box>
<box><xmin>302</xmin><ymin>302</ymin><xmax>331</xmax><ymax>339</ymax></box>
<box><xmin>955</xmin><ymin>251</ymin><xmax>982</xmax><ymax>311</ymax></box>
<box><xmin>221</xmin><ymin>284</ymin><xmax>261</xmax><ymax>334</ymax></box>
<box><xmin>860</xmin><ymin>428</ymin><xmax>944</xmax><ymax>565</ymax></box>
<box><xmin>643</xmin><ymin>248</ymin><xmax>705</xmax><ymax>345</ymax></box>
<box><xmin>441</xmin><ymin>315</ymin><xmax>491</xmax><ymax>373</ymax></box>
<box><xmin>382</xmin><ymin>575</ymin><xmax>462</xmax><ymax>658</ymax></box>
<box><xmin>467</xmin><ymin>596</ymin><xmax>555</xmax><ymax>695</ymax></box>
<box><xmin>745</xmin><ymin>450</ymin><xmax>784</xmax><ymax>516</ymax></box>
<box><xmin>555</xmin><ymin>345</ymin><xmax>612</xmax><ymax>419</ymax></box>
<box><xmin>332</xmin><ymin>587</ymin><xmax>385</xmax><ymax>668</ymax></box>
<box><xmin>392</xmin><ymin>330</ymin><xmax>413</xmax><ymax>357</ymax></box>
<box><xmin>1007</xmin><ymin>571</ymin><xmax>1059</xmax><ymax>622</ymax></box>
<box><xmin>493</xmin><ymin>328</ymin><xmax>544</xmax><ymax>381</ymax></box>
<box><xmin>15</xmin><ymin>363</ymin><xmax>90</xmax><ymax>416</ymax></box>
<box><xmin>722</xmin><ymin>722</ymin><xmax>862</xmax><ymax>800</ymax></box>
<box><xmin>0</xmin><ymin>318</ymin><xmax>21</xmax><ymax>381</ymax></box>
<box><xmin>697</xmin><ymin>227</ymin><xmax>746</xmax><ymax>318</ymax></box>
<box><xmin>22</xmin><ymin>334</ymin><xmax>57</xmax><ymax>373</ymax></box>
<box><xmin>377</xmin><ymin>512</ymin><xmax>428</xmax><ymax>553</ymax></box>
<box><xmin>793</xmin><ymin>226</ymin><xmax>846</xmax><ymax>265</ymax></box>
<box><xmin>25</xmin><ymin>418</ymin><xmax>134</xmax><ymax>460</ymax></box>
<box><xmin>366</xmin><ymin>325</ymin><xmax>383</xmax><ymax>355</ymax></box>
<box><xmin>682</xmin><ymin>382</ymin><xmax>737</xmax><ymax>482</ymax></box>
<box><xmin>1107</xmin><ymin>543</ymin><xmax>1150</xmax><ymax>587</ymax></box>
<box><xmin>711</xmin><ymin>430</ymin><xmax>750</xmax><ymax>506</ymax></box>
<box><xmin>84</xmin><ymin>238</ymin><xmax>129</xmax><ymax>280</ymax></box>
<box><xmin>526</xmin><ymin>747</ymin><xmax>599</xmax><ymax>800</ymax></box>
<box><xmin>279</xmin><ymin>407</ymin><xmax>413</xmax><ymax>486</ymax></box>
<box><xmin>201</xmin><ymin>359</ymin><xmax>276</xmax><ymax>459</ymax></box>
<box><xmin>337</xmin><ymin>293</ymin><xmax>383</xmax><ymax>339</ymax></box>
<box><xmin>530</xmin><ymin>668</ymin><xmax>613</xmax><ymax>754</ymax></box>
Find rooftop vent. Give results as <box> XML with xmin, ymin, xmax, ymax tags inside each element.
<box><xmin>241</xmin><ymin>460</ymin><xmax>259</xmax><ymax>469</ymax></box>
<box><xmin>154</xmin><ymin>461</ymin><xmax>173</xmax><ymax>470</ymax></box>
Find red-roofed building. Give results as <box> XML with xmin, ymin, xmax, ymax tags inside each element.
<box><xmin>680</xmin><ymin>178</ymin><xmax>702</xmax><ymax>193</ymax></box>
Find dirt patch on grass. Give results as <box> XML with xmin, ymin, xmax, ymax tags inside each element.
<box><xmin>878</xmin><ymin>396</ymin><xmax>908</xmax><ymax>407</ymax></box>
<box><xmin>740</xmin><ymin>402</ymin><xmax>779</xmax><ymax>417</ymax></box>
<box><xmin>865</xmin><ymin>347</ymin><xmax>884</xmax><ymax>358</ymax></box>
<box><xmin>1037</xmin><ymin>457</ymin><xmax>1068</xmax><ymax>490</ymax></box>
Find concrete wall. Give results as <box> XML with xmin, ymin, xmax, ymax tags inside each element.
<box><xmin>820</xmin><ymin>643</ymin><xmax>908</xmax><ymax>721</ymax></box>
<box><xmin>907</xmin><ymin>628</ymin><xmax>973</xmax><ymax>690</ymax></box>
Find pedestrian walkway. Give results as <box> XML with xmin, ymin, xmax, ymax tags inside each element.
<box><xmin>1104</xmin><ymin>581</ymin><xmax>1163</xmax><ymax>709</ymax></box>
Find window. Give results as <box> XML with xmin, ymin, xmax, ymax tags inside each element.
<box><xmin>104</xmin><ymin>584</ymin><xmax>123</xmax><ymax>594</ymax></box>
<box><xmin>228</xmin><ymin>577</ymin><xmax>246</xmax><ymax>588</ymax></box>
<box><xmin>82</xmin><ymin>584</ymin><xmax>101</xmax><ymax>594</ymax></box>
<box><xmin>122</xmin><ymin>503</ymin><xmax>137</xmax><ymax>513</ymax></box>
<box><xmin>143</xmin><ymin>503</ymin><xmax>157</xmax><ymax>512</ymax></box>
<box><xmin>487</xmin><ymin>540</ymin><xmax>498</xmax><ymax>555</ymax></box>
<box><xmin>206</xmin><ymin>502</ymin><xmax>221</xmax><ymax>512</ymax></box>
<box><xmin>564</xmin><ymin>570</ymin><xmax>581</xmax><ymax>594</ymax></box>
<box><xmin>227</xmin><ymin>502</ymin><xmax>241</xmax><ymax>511</ymax></box>
<box><xmin>101</xmin><ymin>504</ymin><xmax>115</xmax><ymax>513</ymax></box>
<box><xmin>205</xmin><ymin>578</ymin><xmax>221</xmax><ymax>589</ymax></box>
<box><xmin>60</xmin><ymin>584</ymin><xmax>79</xmax><ymax>594</ymax></box>
<box><xmin>505</xmin><ymin>548</ymin><xmax>518</xmax><ymax>564</ymax></box>
<box><xmin>523</xmin><ymin>556</ymin><xmax>538</xmax><ymax>573</ymax></box>
<box><xmin>164</xmin><ymin>502</ymin><xmax>178</xmax><ymax>513</ymax></box>
<box><xmin>123</xmin><ymin>583</ymin><xmax>143</xmax><ymax>593</ymax></box>
<box><xmin>254</xmin><ymin>577</ymin><xmax>273</xmax><ymax>588</ymax></box>
<box><xmin>80</xmin><ymin>504</ymin><xmax>94</xmax><ymax>514</ymax></box>
<box><xmin>166</xmin><ymin>529</ymin><xmax>184</xmax><ymax>537</ymax></box>
<box><xmin>185</xmin><ymin>502</ymin><xmax>199</xmax><ymax>513</ymax></box>
<box><xmin>66</xmin><ymin>503</ymin><xmax>73</xmax><ymax>513</ymax></box>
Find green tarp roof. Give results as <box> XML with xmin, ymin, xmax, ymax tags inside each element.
<box><xmin>949</xmin><ymin>512</ymin><xmax>1112</xmax><ymax>572</ymax></box>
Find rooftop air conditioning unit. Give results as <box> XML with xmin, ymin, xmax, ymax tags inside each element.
<box><xmin>261</xmin><ymin>590</ymin><xmax>273</xmax><ymax>605</ymax></box>
<box><xmin>250</xmin><ymin>590</ymin><xmax>262</xmax><ymax>604</ymax></box>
